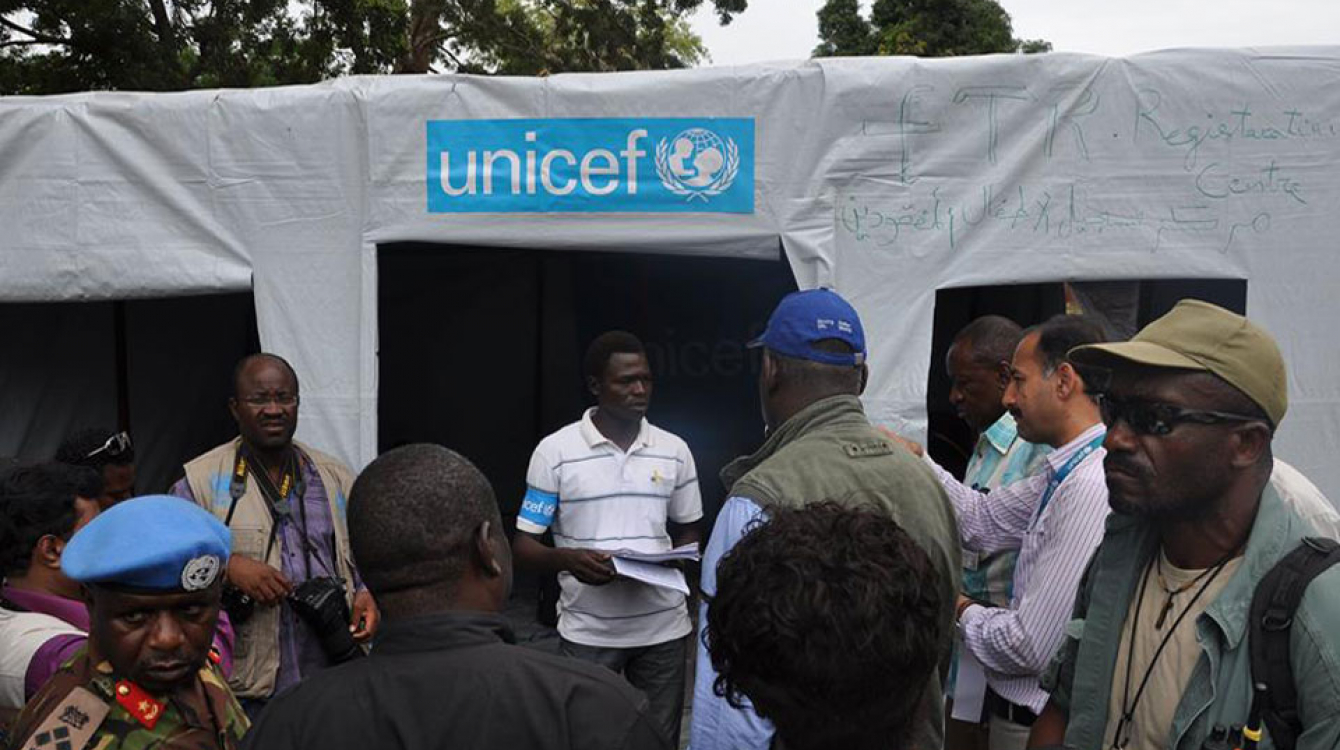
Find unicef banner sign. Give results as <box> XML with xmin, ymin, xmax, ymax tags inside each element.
<box><xmin>426</xmin><ymin>118</ymin><xmax>754</xmax><ymax>213</ymax></box>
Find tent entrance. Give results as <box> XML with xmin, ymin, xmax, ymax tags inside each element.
<box><xmin>0</xmin><ymin>293</ymin><xmax>260</xmax><ymax>493</ymax></box>
<box><xmin>926</xmin><ymin>279</ymin><xmax>1248</xmax><ymax>477</ymax></box>
<box><xmin>376</xmin><ymin>243</ymin><xmax>797</xmax><ymax>529</ymax></box>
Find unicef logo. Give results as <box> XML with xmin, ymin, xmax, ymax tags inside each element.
<box><xmin>655</xmin><ymin>128</ymin><xmax>741</xmax><ymax>202</ymax></box>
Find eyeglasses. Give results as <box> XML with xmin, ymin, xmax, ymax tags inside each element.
<box><xmin>240</xmin><ymin>393</ymin><xmax>299</xmax><ymax>408</ymax></box>
<box><xmin>86</xmin><ymin>431</ymin><xmax>132</xmax><ymax>459</ymax></box>
<box><xmin>1097</xmin><ymin>394</ymin><xmax>1261</xmax><ymax>436</ymax></box>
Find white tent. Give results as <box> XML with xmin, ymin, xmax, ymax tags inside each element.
<box><xmin>3</xmin><ymin>49</ymin><xmax>1337</xmax><ymax>494</ymax></box>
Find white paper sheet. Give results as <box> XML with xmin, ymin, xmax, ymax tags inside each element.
<box><xmin>608</xmin><ymin>543</ymin><xmax>701</xmax><ymax>563</ymax></box>
<box><xmin>612</xmin><ymin>557</ymin><xmax>691</xmax><ymax>595</ymax></box>
<box><xmin>951</xmin><ymin>647</ymin><xmax>988</xmax><ymax>723</ymax></box>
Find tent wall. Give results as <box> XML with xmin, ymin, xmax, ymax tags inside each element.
<box><xmin>2</xmin><ymin>50</ymin><xmax>1337</xmax><ymax>496</ymax></box>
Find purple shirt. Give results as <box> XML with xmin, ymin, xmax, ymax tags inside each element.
<box><xmin>2</xmin><ymin>585</ymin><xmax>235</xmax><ymax>699</ymax></box>
<box><xmin>171</xmin><ymin>448</ymin><xmax>360</xmax><ymax>694</ymax></box>
<box><xmin>3</xmin><ymin>586</ymin><xmax>88</xmax><ymax>701</ymax></box>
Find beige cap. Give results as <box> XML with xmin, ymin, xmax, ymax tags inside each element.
<box><xmin>1068</xmin><ymin>299</ymin><xmax>1287</xmax><ymax>426</ymax></box>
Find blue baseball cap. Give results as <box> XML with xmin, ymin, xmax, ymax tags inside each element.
<box><xmin>748</xmin><ymin>288</ymin><xmax>867</xmax><ymax>367</ymax></box>
<box><xmin>63</xmin><ymin>495</ymin><xmax>232</xmax><ymax>592</ymax></box>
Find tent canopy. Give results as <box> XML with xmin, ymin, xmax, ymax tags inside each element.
<box><xmin>3</xmin><ymin>49</ymin><xmax>1337</xmax><ymax>494</ymax></box>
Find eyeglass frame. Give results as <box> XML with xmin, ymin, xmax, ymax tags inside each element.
<box><xmin>85</xmin><ymin>431</ymin><xmax>132</xmax><ymax>460</ymax></box>
<box><xmin>238</xmin><ymin>393</ymin><xmax>300</xmax><ymax>408</ymax></box>
<box><xmin>1096</xmin><ymin>393</ymin><xmax>1264</xmax><ymax>437</ymax></box>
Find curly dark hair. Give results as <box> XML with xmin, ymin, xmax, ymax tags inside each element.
<box><xmin>0</xmin><ymin>462</ymin><xmax>102</xmax><ymax>576</ymax></box>
<box><xmin>705</xmin><ymin>502</ymin><xmax>946</xmax><ymax>750</ymax></box>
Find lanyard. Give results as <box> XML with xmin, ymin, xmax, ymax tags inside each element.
<box><xmin>225</xmin><ymin>446</ymin><xmax>319</xmax><ymax>579</ymax></box>
<box><xmin>1031</xmin><ymin>432</ymin><xmax>1105</xmax><ymax>529</ymax></box>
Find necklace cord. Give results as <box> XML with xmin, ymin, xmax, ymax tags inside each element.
<box><xmin>1111</xmin><ymin>546</ymin><xmax>1240</xmax><ymax>750</ymax></box>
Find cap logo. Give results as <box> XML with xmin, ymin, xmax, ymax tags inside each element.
<box><xmin>181</xmin><ymin>555</ymin><xmax>221</xmax><ymax>591</ymax></box>
<box><xmin>837</xmin><ymin>320</ymin><xmax>853</xmax><ymax>334</ymax></box>
<box><xmin>817</xmin><ymin>318</ymin><xmax>834</xmax><ymax>330</ymax></box>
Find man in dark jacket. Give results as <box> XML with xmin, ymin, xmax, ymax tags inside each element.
<box><xmin>241</xmin><ymin>444</ymin><xmax>667</xmax><ymax>750</ymax></box>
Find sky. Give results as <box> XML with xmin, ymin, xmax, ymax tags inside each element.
<box><xmin>688</xmin><ymin>0</ymin><xmax>1340</xmax><ymax>65</ymax></box>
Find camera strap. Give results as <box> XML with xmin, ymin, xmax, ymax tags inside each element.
<box><xmin>226</xmin><ymin>445</ymin><xmax>316</xmax><ymax>575</ymax></box>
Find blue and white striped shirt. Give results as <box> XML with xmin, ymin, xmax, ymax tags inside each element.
<box><xmin>519</xmin><ymin>408</ymin><xmax>702</xmax><ymax>648</ymax></box>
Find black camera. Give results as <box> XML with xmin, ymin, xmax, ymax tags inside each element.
<box><xmin>288</xmin><ymin>576</ymin><xmax>364</xmax><ymax>664</ymax></box>
<box><xmin>221</xmin><ymin>585</ymin><xmax>256</xmax><ymax>626</ymax></box>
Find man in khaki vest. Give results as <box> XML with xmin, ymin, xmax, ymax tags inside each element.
<box><xmin>169</xmin><ymin>353</ymin><xmax>377</xmax><ymax>714</ymax></box>
<box><xmin>690</xmin><ymin>289</ymin><xmax>961</xmax><ymax>750</ymax></box>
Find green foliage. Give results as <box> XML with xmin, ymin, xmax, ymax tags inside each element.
<box><xmin>0</xmin><ymin>0</ymin><xmax>413</xmax><ymax>93</ymax></box>
<box><xmin>0</xmin><ymin>0</ymin><xmax>736</xmax><ymax>94</ymax></box>
<box><xmin>814</xmin><ymin>0</ymin><xmax>875</xmax><ymax>57</ymax></box>
<box><xmin>814</xmin><ymin>0</ymin><xmax>1049</xmax><ymax>58</ymax></box>
<box><xmin>448</xmin><ymin>0</ymin><xmax>713</xmax><ymax>76</ymax></box>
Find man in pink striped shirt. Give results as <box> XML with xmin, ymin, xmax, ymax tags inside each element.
<box><xmin>898</xmin><ymin>314</ymin><xmax>1110</xmax><ymax>750</ymax></box>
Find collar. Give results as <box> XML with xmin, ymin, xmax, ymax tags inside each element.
<box><xmin>720</xmin><ymin>395</ymin><xmax>867</xmax><ymax>490</ymax></box>
<box><xmin>1202</xmin><ymin>481</ymin><xmax>1297</xmax><ymax>649</ymax></box>
<box><xmin>1108</xmin><ymin>480</ymin><xmax>1301</xmax><ymax>651</ymax></box>
<box><xmin>232</xmin><ymin>437</ymin><xmax>315</xmax><ymax>469</ymax></box>
<box><xmin>72</xmin><ymin>646</ymin><xmax>216</xmax><ymax>730</ymax></box>
<box><xmin>1</xmin><ymin>584</ymin><xmax>89</xmax><ymax>630</ymax></box>
<box><xmin>579</xmin><ymin>408</ymin><xmax>652</xmax><ymax>451</ymax></box>
<box><xmin>371</xmin><ymin>611</ymin><xmax>515</xmax><ymax>656</ymax></box>
<box><xmin>1043</xmin><ymin>422</ymin><xmax>1107</xmax><ymax>474</ymax></box>
<box><xmin>980</xmin><ymin>412</ymin><xmax>1021</xmax><ymax>455</ymax></box>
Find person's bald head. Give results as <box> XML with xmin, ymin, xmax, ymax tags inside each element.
<box><xmin>348</xmin><ymin>444</ymin><xmax>510</xmax><ymax>618</ymax></box>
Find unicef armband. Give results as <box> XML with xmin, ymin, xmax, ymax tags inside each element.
<box><xmin>519</xmin><ymin>487</ymin><xmax>559</xmax><ymax>531</ymax></box>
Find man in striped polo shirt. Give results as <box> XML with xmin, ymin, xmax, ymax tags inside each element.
<box><xmin>513</xmin><ymin>331</ymin><xmax>702</xmax><ymax>748</ymax></box>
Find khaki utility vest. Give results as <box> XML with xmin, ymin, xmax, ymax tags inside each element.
<box><xmin>183</xmin><ymin>438</ymin><xmax>357</xmax><ymax>700</ymax></box>
<box><xmin>722</xmin><ymin>395</ymin><xmax>962</xmax><ymax>750</ymax></box>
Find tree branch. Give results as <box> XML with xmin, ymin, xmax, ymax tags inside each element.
<box><xmin>0</xmin><ymin>38</ymin><xmax>57</xmax><ymax>49</ymax></box>
<box><xmin>438</xmin><ymin>43</ymin><xmax>467</xmax><ymax>70</ymax></box>
<box><xmin>143</xmin><ymin>0</ymin><xmax>182</xmax><ymax>83</ymax></box>
<box><xmin>0</xmin><ymin>16</ymin><xmax>71</xmax><ymax>46</ymax></box>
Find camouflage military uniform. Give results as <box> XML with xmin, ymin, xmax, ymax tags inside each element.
<box><xmin>5</xmin><ymin>648</ymin><xmax>249</xmax><ymax>750</ymax></box>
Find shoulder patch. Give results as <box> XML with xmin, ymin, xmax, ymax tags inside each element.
<box><xmin>841</xmin><ymin>440</ymin><xmax>895</xmax><ymax>458</ymax></box>
<box><xmin>114</xmin><ymin>681</ymin><xmax>164</xmax><ymax>730</ymax></box>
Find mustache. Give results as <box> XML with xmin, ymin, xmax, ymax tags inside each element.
<box><xmin>1104</xmin><ymin>455</ymin><xmax>1152</xmax><ymax>479</ymax></box>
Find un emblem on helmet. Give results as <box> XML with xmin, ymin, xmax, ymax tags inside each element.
<box><xmin>181</xmin><ymin>555</ymin><xmax>221</xmax><ymax>591</ymax></box>
<box><xmin>655</xmin><ymin>128</ymin><xmax>740</xmax><ymax>202</ymax></box>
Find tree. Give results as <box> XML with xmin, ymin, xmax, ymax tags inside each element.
<box><xmin>814</xmin><ymin>0</ymin><xmax>875</xmax><ymax>58</ymax></box>
<box><xmin>0</xmin><ymin>0</ymin><xmax>742</xmax><ymax>95</ymax></box>
<box><xmin>813</xmin><ymin>0</ymin><xmax>1050</xmax><ymax>58</ymax></box>
<box><xmin>421</xmin><ymin>0</ymin><xmax>717</xmax><ymax>76</ymax></box>
<box><xmin>0</xmin><ymin>0</ymin><xmax>408</xmax><ymax>93</ymax></box>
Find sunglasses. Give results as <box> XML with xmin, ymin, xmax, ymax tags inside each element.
<box><xmin>1097</xmin><ymin>394</ymin><xmax>1261</xmax><ymax>436</ymax></box>
<box><xmin>86</xmin><ymin>431</ymin><xmax>132</xmax><ymax>459</ymax></box>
